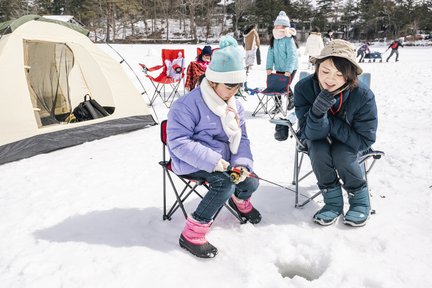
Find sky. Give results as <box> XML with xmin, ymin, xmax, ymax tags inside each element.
<box><xmin>1</xmin><ymin>42</ymin><xmax>432</xmax><ymax>288</ymax></box>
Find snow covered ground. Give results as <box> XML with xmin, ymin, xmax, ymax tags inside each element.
<box><xmin>1</xmin><ymin>43</ymin><xmax>432</xmax><ymax>287</ymax></box>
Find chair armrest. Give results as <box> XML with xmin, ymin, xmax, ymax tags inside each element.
<box><xmin>270</xmin><ymin>112</ymin><xmax>305</xmax><ymax>150</ymax></box>
<box><xmin>269</xmin><ymin>111</ymin><xmax>297</xmax><ymax>126</ymax></box>
<box><xmin>139</xmin><ymin>63</ymin><xmax>164</xmax><ymax>73</ymax></box>
<box><xmin>358</xmin><ymin>149</ymin><xmax>385</xmax><ymax>163</ymax></box>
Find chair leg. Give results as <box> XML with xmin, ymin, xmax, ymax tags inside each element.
<box><xmin>293</xmin><ymin>148</ymin><xmax>299</xmax><ymax>206</ymax></box>
<box><xmin>163</xmin><ymin>167</ymin><xmax>168</xmax><ymax>220</ymax></box>
<box><xmin>252</xmin><ymin>94</ymin><xmax>269</xmax><ymax>116</ymax></box>
<box><xmin>166</xmin><ymin>178</ymin><xmax>205</xmax><ymax>219</ymax></box>
<box><xmin>293</xmin><ymin>150</ymin><xmax>384</xmax><ymax>209</ymax></box>
<box><xmin>164</xmin><ymin>171</ymin><xmax>188</xmax><ymax>220</ymax></box>
<box><xmin>166</xmin><ymin>81</ymin><xmax>182</xmax><ymax>108</ymax></box>
<box><xmin>150</xmin><ymin>83</ymin><xmax>164</xmax><ymax>106</ymax></box>
<box><xmin>164</xmin><ymin>178</ymin><xmax>245</xmax><ymax>223</ymax></box>
<box><xmin>166</xmin><ymin>186</ymin><xmax>195</xmax><ymax>220</ymax></box>
<box><xmin>293</xmin><ymin>149</ymin><xmax>322</xmax><ymax>208</ymax></box>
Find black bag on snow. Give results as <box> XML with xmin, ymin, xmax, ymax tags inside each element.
<box><xmin>73</xmin><ymin>94</ymin><xmax>110</xmax><ymax>122</ymax></box>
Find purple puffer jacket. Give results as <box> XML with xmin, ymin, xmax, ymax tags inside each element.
<box><xmin>166</xmin><ymin>87</ymin><xmax>254</xmax><ymax>176</ymax></box>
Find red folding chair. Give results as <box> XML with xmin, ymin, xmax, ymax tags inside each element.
<box><xmin>139</xmin><ymin>49</ymin><xmax>185</xmax><ymax>108</ymax></box>
<box><xmin>159</xmin><ymin>120</ymin><xmax>245</xmax><ymax>223</ymax></box>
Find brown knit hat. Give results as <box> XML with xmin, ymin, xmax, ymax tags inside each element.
<box><xmin>311</xmin><ymin>39</ymin><xmax>363</xmax><ymax>75</ymax></box>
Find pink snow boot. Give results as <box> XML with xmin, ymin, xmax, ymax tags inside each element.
<box><xmin>179</xmin><ymin>217</ymin><xmax>217</xmax><ymax>258</ymax></box>
<box><xmin>228</xmin><ymin>195</ymin><xmax>262</xmax><ymax>224</ymax></box>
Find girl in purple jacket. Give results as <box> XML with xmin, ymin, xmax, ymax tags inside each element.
<box><xmin>167</xmin><ymin>36</ymin><xmax>261</xmax><ymax>258</ymax></box>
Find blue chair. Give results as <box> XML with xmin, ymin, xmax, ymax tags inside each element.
<box><xmin>245</xmin><ymin>73</ymin><xmax>291</xmax><ymax>118</ymax></box>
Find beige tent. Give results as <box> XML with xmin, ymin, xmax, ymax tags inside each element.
<box><xmin>0</xmin><ymin>15</ymin><xmax>155</xmax><ymax>165</ymax></box>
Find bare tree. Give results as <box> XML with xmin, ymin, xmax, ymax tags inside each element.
<box><xmin>234</xmin><ymin>0</ymin><xmax>254</xmax><ymax>37</ymax></box>
<box><xmin>204</xmin><ymin>0</ymin><xmax>216</xmax><ymax>42</ymax></box>
<box><xmin>184</xmin><ymin>0</ymin><xmax>203</xmax><ymax>43</ymax></box>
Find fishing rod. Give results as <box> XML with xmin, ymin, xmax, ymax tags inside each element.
<box><xmin>227</xmin><ymin>166</ymin><xmax>313</xmax><ymax>201</ymax></box>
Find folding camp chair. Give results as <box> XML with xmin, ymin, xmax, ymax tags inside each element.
<box><xmin>159</xmin><ymin>120</ymin><xmax>245</xmax><ymax>223</ymax></box>
<box><xmin>270</xmin><ymin>72</ymin><xmax>384</xmax><ymax>208</ymax></box>
<box><xmin>246</xmin><ymin>73</ymin><xmax>291</xmax><ymax>119</ymax></box>
<box><xmin>139</xmin><ymin>49</ymin><xmax>185</xmax><ymax>108</ymax></box>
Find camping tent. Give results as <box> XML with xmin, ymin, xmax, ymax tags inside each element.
<box><xmin>0</xmin><ymin>15</ymin><xmax>156</xmax><ymax>165</ymax></box>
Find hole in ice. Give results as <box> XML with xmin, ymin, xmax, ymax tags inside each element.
<box><xmin>275</xmin><ymin>257</ymin><xmax>328</xmax><ymax>281</ymax></box>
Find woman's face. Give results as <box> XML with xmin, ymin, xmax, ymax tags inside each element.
<box><xmin>274</xmin><ymin>25</ymin><xmax>285</xmax><ymax>29</ymax></box>
<box><xmin>213</xmin><ymin>83</ymin><xmax>241</xmax><ymax>101</ymax></box>
<box><xmin>202</xmin><ymin>54</ymin><xmax>211</xmax><ymax>62</ymax></box>
<box><xmin>318</xmin><ymin>59</ymin><xmax>347</xmax><ymax>92</ymax></box>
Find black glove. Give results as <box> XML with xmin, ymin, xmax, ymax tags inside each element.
<box><xmin>311</xmin><ymin>89</ymin><xmax>336</xmax><ymax>117</ymax></box>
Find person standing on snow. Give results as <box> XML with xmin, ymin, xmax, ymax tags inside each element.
<box><xmin>386</xmin><ymin>39</ymin><xmax>404</xmax><ymax>62</ymax></box>
<box><xmin>294</xmin><ymin>39</ymin><xmax>378</xmax><ymax>227</ymax></box>
<box><xmin>266</xmin><ymin>10</ymin><xmax>299</xmax><ymax>114</ymax></box>
<box><xmin>167</xmin><ymin>35</ymin><xmax>261</xmax><ymax>259</ymax></box>
<box><xmin>323</xmin><ymin>29</ymin><xmax>334</xmax><ymax>46</ymax></box>
<box><xmin>357</xmin><ymin>41</ymin><xmax>370</xmax><ymax>63</ymax></box>
<box><xmin>243</xmin><ymin>24</ymin><xmax>260</xmax><ymax>74</ymax></box>
<box><xmin>304</xmin><ymin>26</ymin><xmax>324</xmax><ymax>69</ymax></box>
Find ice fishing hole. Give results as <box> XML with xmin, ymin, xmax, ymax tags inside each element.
<box><xmin>275</xmin><ymin>259</ymin><xmax>327</xmax><ymax>281</ymax></box>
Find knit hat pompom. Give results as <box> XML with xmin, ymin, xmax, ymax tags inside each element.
<box><xmin>219</xmin><ymin>35</ymin><xmax>238</xmax><ymax>49</ymax></box>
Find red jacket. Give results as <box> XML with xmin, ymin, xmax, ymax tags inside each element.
<box><xmin>389</xmin><ymin>41</ymin><xmax>403</xmax><ymax>50</ymax></box>
<box><xmin>185</xmin><ymin>60</ymin><xmax>209</xmax><ymax>91</ymax></box>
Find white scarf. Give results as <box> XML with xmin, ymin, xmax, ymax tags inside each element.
<box><xmin>272</xmin><ymin>27</ymin><xmax>297</xmax><ymax>39</ymax></box>
<box><xmin>201</xmin><ymin>78</ymin><xmax>242</xmax><ymax>154</ymax></box>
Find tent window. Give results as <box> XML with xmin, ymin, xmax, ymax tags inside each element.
<box><xmin>24</xmin><ymin>40</ymin><xmax>74</xmax><ymax>127</ymax></box>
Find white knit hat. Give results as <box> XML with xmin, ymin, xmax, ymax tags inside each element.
<box><xmin>274</xmin><ymin>11</ymin><xmax>290</xmax><ymax>27</ymax></box>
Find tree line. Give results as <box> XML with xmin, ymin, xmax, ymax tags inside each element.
<box><xmin>1</xmin><ymin>0</ymin><xmax>432</xmax><ymax>43</ymax></box>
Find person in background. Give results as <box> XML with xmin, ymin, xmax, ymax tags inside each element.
<box><xmin>357</xmin><ymin>41</ymin><xmax>370</xmax><ymax>63</ymax></box>
<box><xmin>304</xmin><ymin>26</ymin><xmax>324</xmax><ymax>69</ymax></box>
<box><xmin>167</xmin><ymin>36</ymin><xmax>261</xmax><ymax>259</ymax></box>
<box><xmin>243</xmin><ymin>24</ymin><xmax>260</xmax><ymax>74</ymax></box>
<box><xmin>184</xmin><ymin>45</ymin><xmax>212</xmax><ymax>92</ymax></box>
<box><xmin>266</xmin><ymin>10</ymin><xmax>299</xmax><ymax>114</ymax></box>
<box><xmin>294</xmin><ymin>39</ymin><xmax>378</xmax><ymax>227</ymax></box>
<box><xmin>385</xmin><ymin>39</ymin><xmax>404</xmax><ymax>62</ymax></box>
<box><xmin>323</xmin><ymin>29</ymin><xmax>334</xmax><ymax>46</ymax></box>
